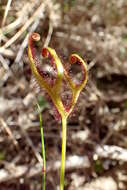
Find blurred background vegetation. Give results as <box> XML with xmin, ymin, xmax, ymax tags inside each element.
<box><xmin>0</xmin><ymin>0</ymin><xmax>127</xmax><ymax>189</ymax></box>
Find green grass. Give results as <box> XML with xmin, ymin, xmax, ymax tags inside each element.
<box><xmin>36</xmin><ymin>103</ymin><xmax>46</xmax><ymax>190</ymax></box>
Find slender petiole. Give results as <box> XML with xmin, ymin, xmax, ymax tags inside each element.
<box><xmin>60</xmin><ymin>116</ymin><xmax>67</xmax><ymax>190</ymax></box>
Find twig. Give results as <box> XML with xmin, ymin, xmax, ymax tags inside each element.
<box><xmin>0</xmin><ymin>117</ymin><xmax>19</xmax><ymax>149</ymax></box>
<box><xmin>0</xmin><ymin>15</ymin><xmax>23</xmax><ymax>41</ymax></box>
<box><xmin>0</xmin><ymin>17</ymin><xmax>21</xmax><ymax>41</ymax></box>
<box><xmin>0</xmin><ymin>3</ymin><xmax>35</xmax><ymax>41</ymax></box>
<box><xmin>14</xmin><ymin>19</ymin><xmax>40</xmax><ymax>65</ymax></box>
<box><xmin>95</xmin><ymin>145</ymin><xmax>127</xmax><ymax>161</ymax></box>
<box><xmin>0</xmin><ymin>2</ymin><xmax>46</xmax><ymax>53</ymax></box>
<box><xmin>15</xmin><ymin>15</ymin><xmax>53</xmax><ymax>67</ymax></box>
<box><xmin>43</xmin><ymin>22</ymin><xmax>53</xmax><ymax>47</ymax></box>
<box><xmin>0</xmin><ymin>48</ymin><xmax>15</xmax><ymax>58</ymax></box>
<box><xmin>18</xmin><ymin>121</ymin><xmax>43</xmax><ymax>164</ymax></box>
<box><xmin>0</xmin><ymin>54</ymin><xmax>9</xmax><ymax>70</ymax></box>
<box><xmin>0</xmin><ymin>155</ymin><xmax>90</xmax><ymax>183</ymax></box>
<box><xmin>1</xmin><ymin>0</ymin><xmax>13</xmax><ymax>27</ymax></box>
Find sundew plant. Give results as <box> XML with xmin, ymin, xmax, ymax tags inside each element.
<box><xmin>28</xmin><ymin>32</ymin><xmax>88</xmax><ymax>190</ymax></box>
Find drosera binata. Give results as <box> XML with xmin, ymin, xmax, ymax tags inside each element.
<box><xmin>28</xmin><ymin>32</ymin><xmax>88</xmax><ymax>190</ymax></box>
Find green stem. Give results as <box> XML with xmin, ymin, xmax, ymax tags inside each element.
<box><xmin>37</xmin><ymin>103</ymin><xmax>46</xmax><ymax>190</ymax></box>
<box><xmin>40</xmin><ymin>119</ymin><xmax>46</xmax><ymax>190</ymax></box>
<box><xmin>60</xmin><ymin>116</ymin><xmax>67</xmax><ymax>190</ymax></box>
